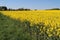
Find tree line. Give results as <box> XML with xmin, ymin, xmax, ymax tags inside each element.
<box><xmin>0</xmin><ymin>6</ymin><xmax>60</xmax><ymax>11</ymax></box>
<box><xmin>0</xmin><ymin>6</ymin><xmax>31</xmax><ymax>11</ymax></box>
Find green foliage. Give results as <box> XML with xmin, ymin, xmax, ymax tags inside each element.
<box><xmin>0</xmin><ymin>13</ymin><xmax>31</xmax><ymax>40</ymax></box>
<box><xmin>17</xmin><ymin>8</ymin><xmax>31</xmax><ymax>11</ymax></box>
<box><xmin>46</xmin><ymin>8</ymin><xmax>60</xmax><ymax>10</ymax></box>
<box><xmin>0</xmin><ymin>6</ymin><xmax>7</xmax><ymax>11</ymax></box>
<box><xmin>0</xmin><ymin>12</ymin><xmax>60</xmax><ymax>40</ymax></box>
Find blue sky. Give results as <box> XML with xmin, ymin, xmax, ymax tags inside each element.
<box><xmin>0</xmin><ymin>0</ymin><xmax>60</xmax><ymax>9</ymax></box>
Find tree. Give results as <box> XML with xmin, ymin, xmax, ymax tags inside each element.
<box><xmin>46</xmin><ymin>8</ymin><xmax>60</xmax><ymax>10</ymax></box>
<box><xmin>0</xmin><ymin>6</ymin><xmax>7</xmax><ymax>10</ymax></box>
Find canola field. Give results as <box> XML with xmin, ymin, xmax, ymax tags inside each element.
<box><xmin>1</xmin><ymin>10</ymin><xmax>60</xmax><ymax>25</ymax></box>
<box><xmin>0</xmin><ymin>10</ymin><xmax>60</xmax><ymax>38</ymax></box>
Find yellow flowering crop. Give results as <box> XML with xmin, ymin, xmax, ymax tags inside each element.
<box><xmin>1</xmin><ymin>10</ymin><xmax>60</xmax><ymax>24</ymax></box>
<box><xmin>0</xmin><ymin>10</ymin><xmax>60</xmax><ymax>37</ymax></box>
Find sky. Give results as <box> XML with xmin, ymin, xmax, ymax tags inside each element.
<box><xmin>0</xmin><ymin>0</ymin><xmax>60</xmax><ymax>9</ymax></box>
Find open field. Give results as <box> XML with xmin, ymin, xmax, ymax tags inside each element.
<box><xmin>1</xmin><ymin>10</ymin><xmax>60</xmax><ymax>25</ymax></box>
<box><xmin>0</xmin><ymin>10</ymin><xmax>60</xmax><ymax>40</ymax></box>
